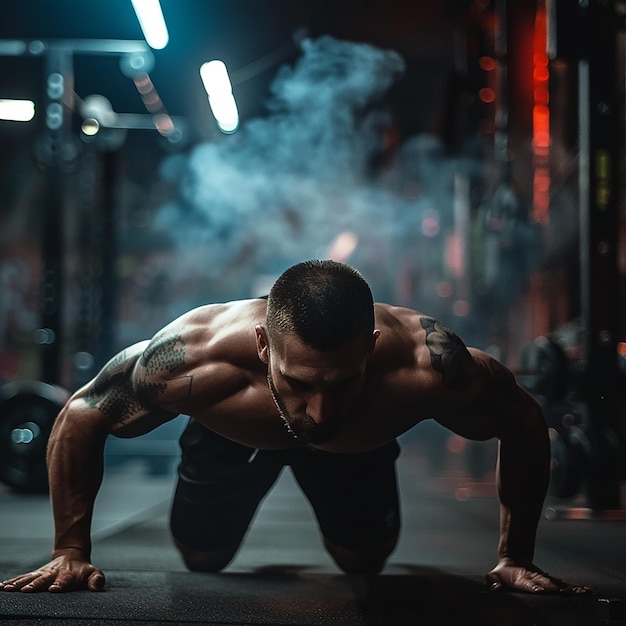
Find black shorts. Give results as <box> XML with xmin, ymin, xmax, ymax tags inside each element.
<box><xmin>170</xmin><ymin>419</ymin><xmax>401</xmax><ymax>552</ymax></box>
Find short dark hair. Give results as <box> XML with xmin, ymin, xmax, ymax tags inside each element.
<box><xmin>266</xmin><ymin>260</ymin><xmax>375</xmax><ymax>351</ymax></box>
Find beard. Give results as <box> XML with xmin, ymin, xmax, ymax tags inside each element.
<box><xmin>266</xmin><ymin>366</ymin><xmax>343</xmax><ymax>446</ymax></box>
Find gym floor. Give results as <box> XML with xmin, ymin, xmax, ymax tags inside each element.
<box><xmin>1</xmin><ymin>426</ymin><xmax>625</xmax><ymax>626</ymax></box>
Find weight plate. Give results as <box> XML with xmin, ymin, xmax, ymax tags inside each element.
<box><xmin>0</xmin><ymin>381</ymin><xmax>69</xmax><ymax>493</ymax></box>
<box><xmin>519</xmin><ymin>336</ymin><xmax>570</xmax><ymax>402</ymax></box>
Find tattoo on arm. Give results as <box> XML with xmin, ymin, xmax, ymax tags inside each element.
<box><xmin>90</xmin><ymin>380</ymin><xmax>145</xmax><ymax>425</ymax></box>
<box><xmin>85</xmin><ymin>334</ymin><xmax>192</xmax><ymax>427</ymax></box>
<box><xmin>420</xmin><ymin>317</ymin><xmax>477</xmax><ymax>390</ymax></box>
<box><xmin>140</xmin><ymin>335</ymin><xmax>186</xmax><ymax>373</ymax></box>
<box><xmin>137</xmin><ymin>334</ymin><xmax>193</xmax><ymax>404</ymax></box>
<box><xmin>85</xmin><ymin>348</ymin><xmax>146</xmax><ymax>426</ymax></box>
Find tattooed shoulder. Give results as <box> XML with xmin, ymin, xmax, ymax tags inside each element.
<box><xmin>420</xmin><ymin>316</ymin><xmax>478</xmax><ymax>390</ymax></box>
<box><xmin>136</xmin><ymin>333</ymin><xmax>193</xmax><ymax>405</ymax></box>
<box><xmin>141</xmin><ymin>334</ymin><xmax>186</xmax><ymax>374</ymax></box>
<box><xmin>88</xmin><ymin>349</ymin><xmax>132</xmax><ymax>398</ymax></box>
<box><xmin>85</xmin><ymin>346</ymin><xmax>147</xmax><ymax>425</ymax></box>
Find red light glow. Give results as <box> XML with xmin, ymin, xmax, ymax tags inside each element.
<box><xmin>479</xmin><ymin>87</ymin><xmax>496</xmax><ymax>103</ymax></box>
<box><xmin>532</xmin><ymin>4</ymin><xmax>550</xmax><ymax>224</ymax></box>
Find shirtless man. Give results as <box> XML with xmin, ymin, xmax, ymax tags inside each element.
<box><xmin>0</xmin><ymin>260</ymin><xmax>589</xmax><ymax>594</ymax></box>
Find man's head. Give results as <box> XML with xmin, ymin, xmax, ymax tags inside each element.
<box><xmin>256</xmin><ymin>260</ymin><xmax>379</xmax><ymax>445</ymax></box>
<box><xmin>265</xmin><ymin>259</ymin><xmax>375</xmax><ymax>350</ymax></box>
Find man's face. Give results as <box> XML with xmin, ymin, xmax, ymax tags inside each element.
<box><xmin>256</xmin><ymin>326</ymin><xmax>378</xmax><ymax>445</ymax></box>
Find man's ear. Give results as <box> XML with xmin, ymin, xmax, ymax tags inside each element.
<box><xmin>255</xmin><ymin>325</ymin><xmax>269</xmax><ymax>364</ymax></box>
<box><xmin>369</xmin><ymin>329</ymin><xmax>381</xmax><ymax>356</ymax></box>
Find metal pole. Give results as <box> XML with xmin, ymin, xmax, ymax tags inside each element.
<box><xmin>39</xmin><ymin>46</ymin><xmax>73</xmax><ymax>386</ymax></box>
<box><xmin>578</xmin><ymin>0</ymin><xmax>621</xmax><ymax>511</ymax></box>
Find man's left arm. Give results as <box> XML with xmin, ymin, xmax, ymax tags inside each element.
<box><xmin>420</xmin><ymin>318</ymin><xmax>590</xmax><ymax>594</ymax></box>
<box><xmin>479</xmin><ymin>357</ymin><xmax>588</xmax><ymax>594</ymax></box>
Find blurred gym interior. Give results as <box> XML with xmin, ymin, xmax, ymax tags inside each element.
<box><xmin>0</xmin><ymin>1</ymin><xmax>625</xmax><ymax>624</ymax></box>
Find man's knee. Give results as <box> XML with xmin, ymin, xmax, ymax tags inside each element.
<box><xmin>172</xmin><ymin>536</ymin><xmax>238</xmax><ymax>573</ymax></box>
<box><xmin>323</xmin><ymin>532</ymin><xmax>399</xmax><ymax>575</ymax></box>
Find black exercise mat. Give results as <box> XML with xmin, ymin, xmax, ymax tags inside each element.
<box><xmin>0</xmin><ymin>566</ymin><xmax>608</xmax><ymax>626</ymax></box>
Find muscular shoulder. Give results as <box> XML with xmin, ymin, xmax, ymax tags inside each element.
<box><xmin>369</xmin><ymin>305</ymin><xmax>524</xmax><ymax>439</ymax></box>
<box><xmin>374</xmin><ymin>305</ymin><xmax>483</xmax><ymax>398</ymax></box>
<box><xmin>84</xmin><ymin>341</ymin><xmax>151</xmax><ymax>425</ymax></box>
<box><xmin>417</xmin><ymin>316</ymin><xmax>480</xmax><ymax>390</ymax></box>
<box><xmin>134</xmin><ymin>299</ymin><xmax>265</xmax><ymax>410</ymax></box>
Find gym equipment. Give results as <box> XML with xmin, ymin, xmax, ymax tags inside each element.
<box><xmin>518</xmin><ymin>336</ymin><xmax>570</xmax><ymax>402</ymax></box>
<box><xmin>0</xmin><ymin>380</ymin><xmax>69</xmax><ymax>492</ymax></box>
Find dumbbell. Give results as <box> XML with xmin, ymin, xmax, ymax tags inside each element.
<box><xmin>0</xmin><ymin>380</ymin><xmax>69</xmax><ymax>493</ymax></box>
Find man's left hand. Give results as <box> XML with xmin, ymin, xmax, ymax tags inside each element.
<box><xmin>486</xmin><ymin>560</ymin><xmax>591</xmax><ymax>595</ymax></box>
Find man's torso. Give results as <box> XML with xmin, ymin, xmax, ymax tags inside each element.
<box><xmin>117</xmin><ymin>299</ymin><xmax>480</xmax><ymax>452</ymax></box>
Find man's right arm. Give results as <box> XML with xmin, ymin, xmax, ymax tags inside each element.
<box><xmin>0</xmin><ymin>341</ymin><xmax>178</xmax><ymax>593</ymax></box>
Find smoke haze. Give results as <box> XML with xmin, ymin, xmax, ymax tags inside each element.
<box><xmin>154</xmin><ymin>36</ymin><xmax>433</xmax><ymax>279</ymax></box>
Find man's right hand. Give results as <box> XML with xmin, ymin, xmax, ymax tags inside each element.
<box><xmin>0</xmin><ymin>550</ymin><xmax>105</xmax><ymax>593</ymax></box>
